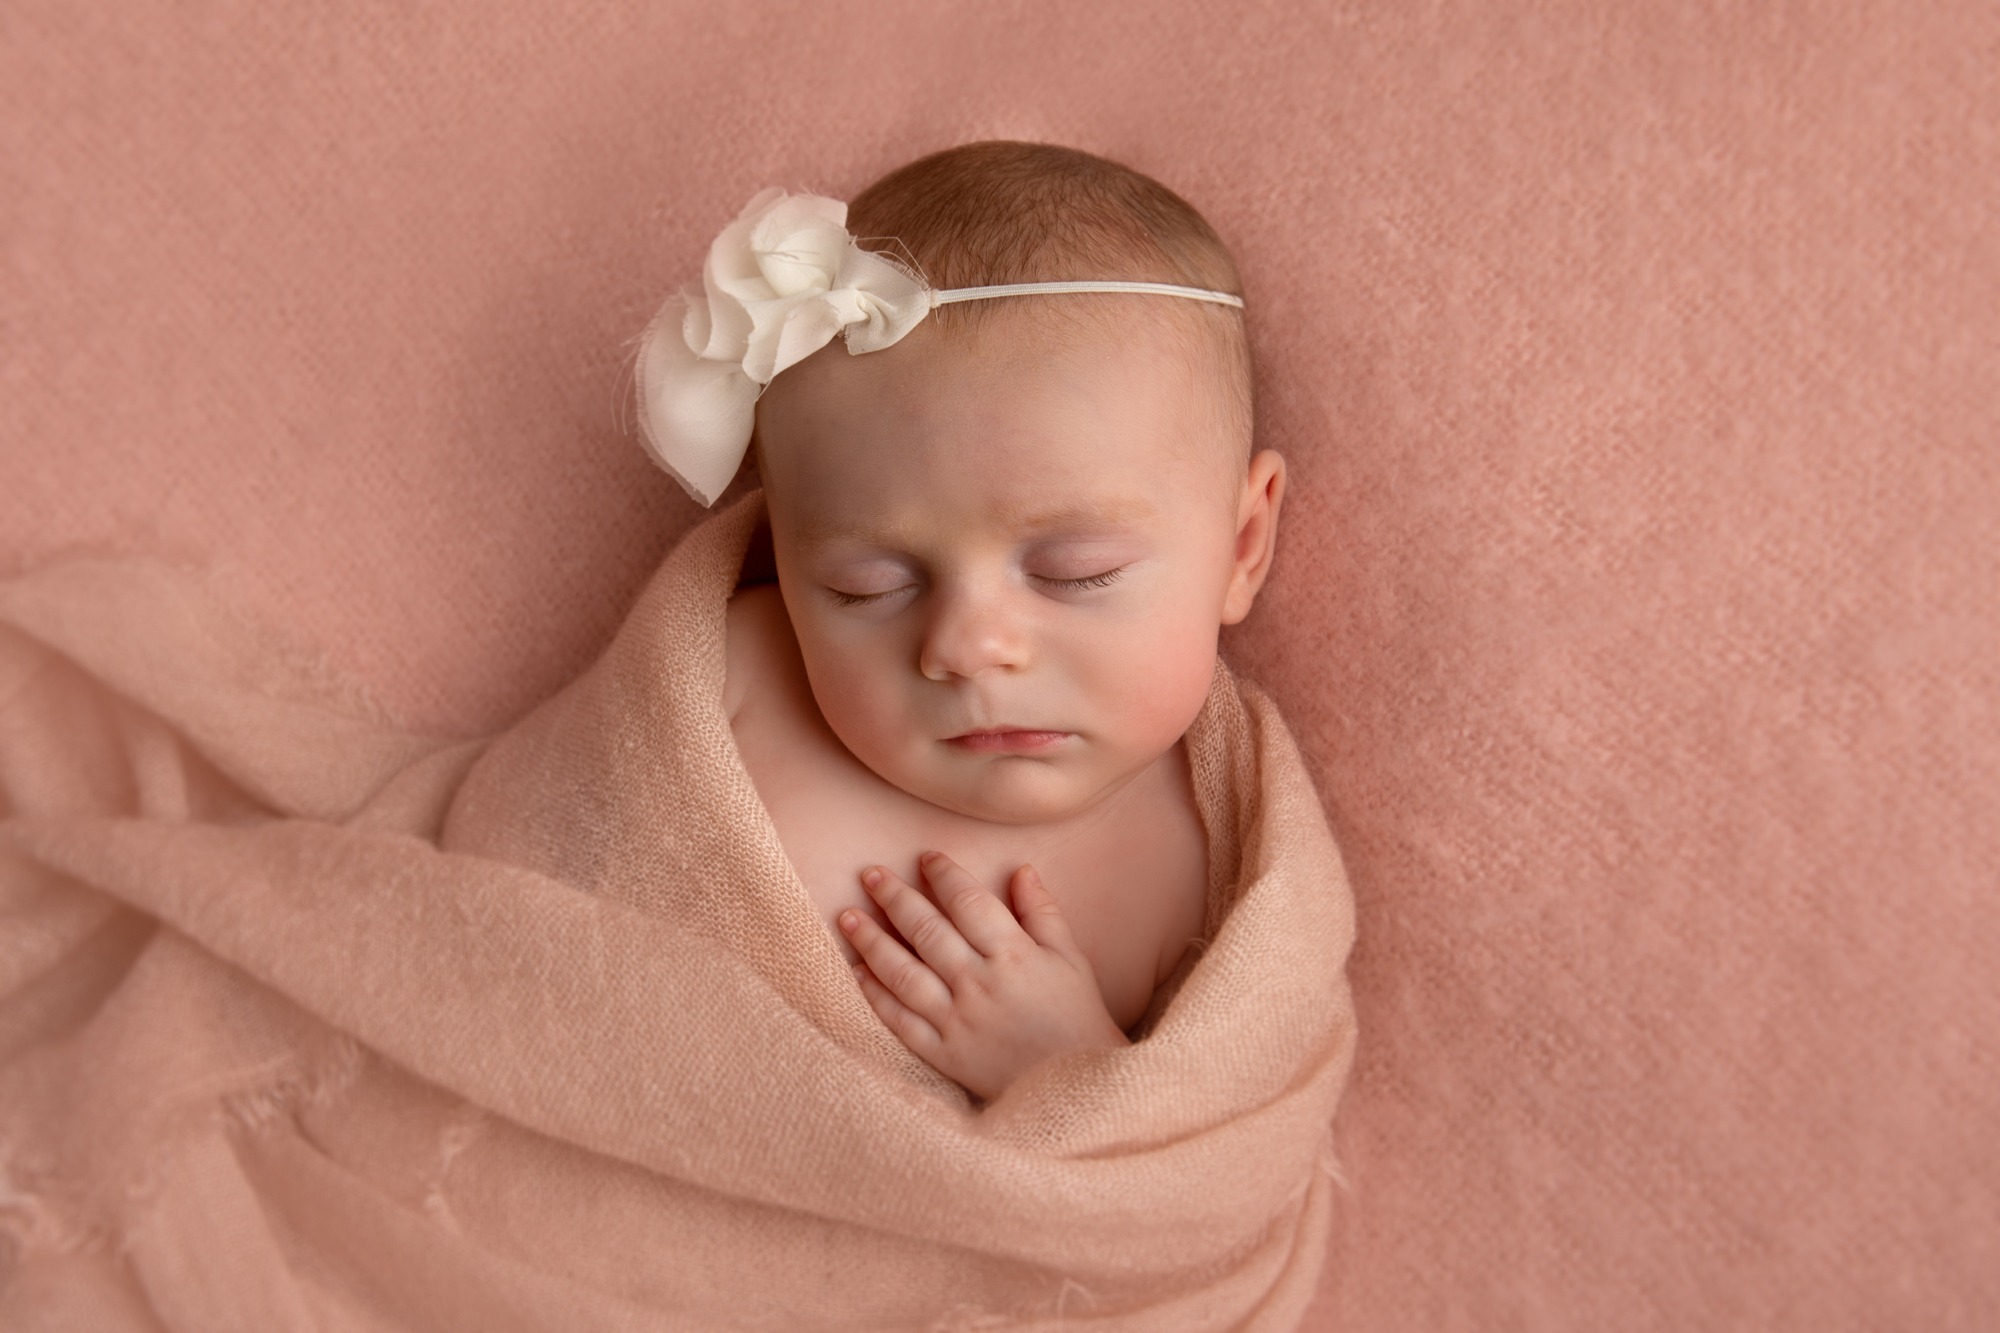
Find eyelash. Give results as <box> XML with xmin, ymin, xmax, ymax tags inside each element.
<box><xmin>827</xmin><ymin>567</ymin><xmax>1127</xmax><ymax>607</ymax></box>
<box><xmin>1045</xmin><ymin>568</ymin><xmax>1127</xmax><ymax>591</ymax></box>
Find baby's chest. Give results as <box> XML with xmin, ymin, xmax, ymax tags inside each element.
<box><xmin>733</xmin><ymin>714</ymin><xmax>1194</xmax><ymax>1033</ymax></box>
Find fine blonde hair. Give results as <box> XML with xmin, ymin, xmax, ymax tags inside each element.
<box><xmin>846</xmin><ymin>141</ymin><xmax>1255</xmax><ymax>456</ymax></box>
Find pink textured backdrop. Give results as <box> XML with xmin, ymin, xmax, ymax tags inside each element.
<box><xmin>5</xmin><ymin>2</ymin><xmax>1995</xmax><ymax>1328</ymax></box>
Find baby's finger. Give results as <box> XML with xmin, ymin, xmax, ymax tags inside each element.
<box><xmin>839</xmin><ymin>904</ymin><xmax>952</xmax><ymax>1027</ymax></box>
<box><xmin>862</xmin><ymin>863</ymin><xmax>983</xmax><ymax>983</ymax></box>
<box><xmin>851</xmin><ymin>963</ymin><xmax>942</xmax><ymax>1058</ymax></box>
<box><xmin>1009</xmin><ymin>865</ymin><xmax>1085</xmax><ymax>962</ymax></box>
<box><xmin>917</xmin><ymin>852</ymin><xmax>1026</xmax><ymax>961</ymax></box>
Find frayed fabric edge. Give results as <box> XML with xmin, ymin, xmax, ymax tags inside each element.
<box><xmin>0</xmin><ymin>1034</ymin><xmax>365</xmax><ymax>1271</ymax></box>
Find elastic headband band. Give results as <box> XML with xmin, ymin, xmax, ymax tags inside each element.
<box><xmin>634</xmin><ymin>188</ymin><xmax>1245</xmax><ymax>506</ymax></box>
<box><xmin>930</xmin><ymin>280</ymin><xmax>1244</xmax><ymax>309</ymax></box>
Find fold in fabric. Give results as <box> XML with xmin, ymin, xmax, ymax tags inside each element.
<box><xmin>0</xmin><ymin>493</ymin><xmax>1357</xmax><ymax>1331</ymax></box>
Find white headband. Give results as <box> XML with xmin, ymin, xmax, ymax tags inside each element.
<box><xmin>634</xmin><ymin>188</ymin><xmax>1245</xmax><ymax>506</ymax></box>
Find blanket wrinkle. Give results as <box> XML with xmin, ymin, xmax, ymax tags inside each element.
<box><xmin>0</xmin><ymin>492</ymin><xmax>1357</xmax><ymax>1330</ymax></box>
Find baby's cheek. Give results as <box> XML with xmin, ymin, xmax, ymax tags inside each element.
<box><xmin>808</xmin><ymin>659</ymin><xmax>935</xmax><ymax>787</ymax></box>
<box><xmin>813</xmin><ymin>669</ymin><xmax>902</xmax><ymax>750</ymax></box>
<box><xmin>1100</xmin><ymin>619</ymin><xmax>1218</xmax><ymax>747</ymax></box>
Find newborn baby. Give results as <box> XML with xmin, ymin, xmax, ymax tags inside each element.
<box><xmin>640</xmin><ymin>142</ymin><xmax>1283</xmax><ymax>1101</ymax></box>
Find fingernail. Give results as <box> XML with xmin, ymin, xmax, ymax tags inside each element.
<box><xmin>862</xmin><ymin>869</ymin><xmax>882</xmax><ymax>888</ymax></box>
<box><xmin>839</xmin><ymin>910</ymin><xmax>859</xmax><ymax>931</ymax></box>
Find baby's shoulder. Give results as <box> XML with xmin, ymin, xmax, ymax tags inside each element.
<box><xmin>723</xmin><ymin>582</ymin><xmax>792</xmax><ymax>721</ymax></box>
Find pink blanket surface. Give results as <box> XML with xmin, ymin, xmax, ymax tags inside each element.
<box><xmin>3</xmin><ymin>1</ymin><xmax>1995</xmax><ymax>1328</ymax></box>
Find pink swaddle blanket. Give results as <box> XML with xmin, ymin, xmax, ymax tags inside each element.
<box><xmin>0</xmin><ymin>492</ymin><xmax>1356</xmax><ymax>1331</ymax></box>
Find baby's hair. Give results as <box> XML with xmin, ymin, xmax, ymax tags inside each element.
<box><xmin>845</xmin><ymin>141</ymin><xmax>1256</xmax><ymax>464</ymax></box>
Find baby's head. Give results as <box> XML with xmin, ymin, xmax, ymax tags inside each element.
<box><xmin>636</xmin><ymin>141</ymin><xmax>1284</xmax><ymax>824</ymax></box>
<box><xmin>750</xmin><ymin>144</ymin><xmax>1285</xmax><ymax>827</ymax></box>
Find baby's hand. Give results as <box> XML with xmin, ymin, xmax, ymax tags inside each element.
<box><xmin>840</xmin><ymin>851</ymin><xmax>1130</xmax><ymax>1101</ymax></box>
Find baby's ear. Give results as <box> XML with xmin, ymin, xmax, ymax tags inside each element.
<box><xmin>1221</xmin><ymin>450</ymin><xmax>1287</xmax><ymax>625</ymax></box>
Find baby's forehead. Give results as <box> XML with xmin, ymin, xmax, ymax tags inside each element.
<box><xmin>757</xmin><ymin>302</ymin><xmax>1243</xmax><ymax>507</ymax></box>
<box><xmin>978</xmin><ymin>297</ymin><xmax>1222</xmax><ymax>371</ymax></box>
<box><xmin>954</xmin><ymin>302</ymin><xmax>1245</xmax><ymax>444</ymax></box>
<box><xmin>786</xmin><ymin>490</ymin><xmax>1161</xmax><ymax>550</ymax></box>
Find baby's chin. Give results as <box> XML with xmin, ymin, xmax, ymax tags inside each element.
<box><xmin>867</xmin><ymin>746</ymin><xmax>1146</xmax><ymax>827</ymax></box>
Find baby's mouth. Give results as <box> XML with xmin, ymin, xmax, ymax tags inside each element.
<box><xmin>943</xmin><ymin>728</ymin><xmax>1071</xmax><ymax>755</ymax></box>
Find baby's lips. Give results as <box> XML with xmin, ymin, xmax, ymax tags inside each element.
<box><xmin>944</xmin><ymin>729</ymin><xmax>1072</xmax><ymax>754</ymax></box>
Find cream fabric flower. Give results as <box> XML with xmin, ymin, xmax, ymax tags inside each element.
<box><xmin>636</xmin><ymin>189</ymin><xmax>931</xmax><ymax>505</ymax></box>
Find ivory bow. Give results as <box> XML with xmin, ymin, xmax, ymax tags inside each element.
<box><xmin>634</xmin><ymin>189</ymin><xmax>930</xmax><ymax>506</ymax></box>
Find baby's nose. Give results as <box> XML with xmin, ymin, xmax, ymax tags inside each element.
<box><xmin>918</xmin><ymin>586</ymin><xmax>1031</xmax><ymax>681</ymax></box>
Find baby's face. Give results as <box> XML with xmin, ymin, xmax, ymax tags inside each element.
<box><xmin>756</xmin><ymin>309</ymin><xmax>1261</xmax><ymax>826</ymax></box>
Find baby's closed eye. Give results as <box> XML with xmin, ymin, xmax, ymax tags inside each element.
<box><xmin>1030</xmin><ymin>567</ymin><xmax>1127</xmax><ymax>592</ymax></box>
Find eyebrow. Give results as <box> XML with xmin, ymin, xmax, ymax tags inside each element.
<box><xmin>793</xmin><ymin>497</ymin><xmax>1155</xmax><ymax>551</ymax></box>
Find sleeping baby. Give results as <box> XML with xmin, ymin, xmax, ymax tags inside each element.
<box><xmin>0</xmin><ymin>138</ymin><xmax>1349</xmax><ymax>1328</ymax></box>
<box><xmin>635</xmin><ymin>141</ymin><xmax>1284</xmax><ymax>1102</ymax></box>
